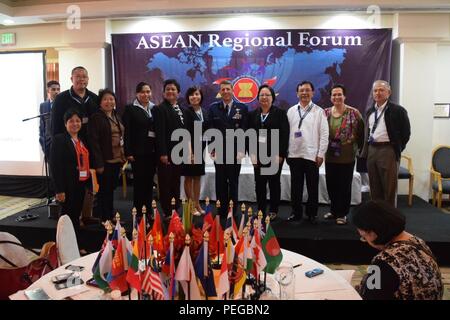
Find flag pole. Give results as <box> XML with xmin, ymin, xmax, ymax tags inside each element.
<box><xmin>215</xmin><ymin>200</ymin><xmax>221</xmax><ymax>266</ymax></box>
<box><xmin>148</xmin><ymin>234</ymin><xmax>154</xmax><ymax>300</ymax></box>
<box><xmin>203</xmin><ymin>231</ymin><xmax>209</xmax><ymax>301</ymax></box>
<box><xmin>171</xmin><ymin>197</ymin><xmax>176</xmax><ymax>218</ymax></box>
<box><xmin>263</xmin><ymin>215</ymin><xmax>271</xmax><ymax>291</ymax></box>
<box><xmin>223</xmin><ymin>231</ymin><xmax>230</xmax><ymax>301</ymax></box>
<box><xmin>241</xmin><ymin>226</ymin><xmax>249</xmax><ymax>300</ymax></box>
<box><xmin>184</xmin><ymin>234</ymin><xmax>192</xmax><ymax>301</ymax></box>
<box><xmin>142</xmin><ymin>205</ymin><xmax>148</xmax><ymax>266</ymax></box>
<box><xmin>169</xmin><ymin>232</ymin><xmax>175</xmax><ymax>301</ymax></box>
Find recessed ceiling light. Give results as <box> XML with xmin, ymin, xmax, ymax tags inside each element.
<box><xmin>3</xmin><ymin>19</ymin><xmax>15</xmax><ymax>25</ymax></box>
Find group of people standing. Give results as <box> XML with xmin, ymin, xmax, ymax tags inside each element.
<box><xmin>42</xmin><ymin>65</ymin><xmax>411</xmax><ymax>234</ymax></box>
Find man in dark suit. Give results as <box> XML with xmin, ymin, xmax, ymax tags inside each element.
<box><xmin>39</xmin><ymin>80</ymin><xmax>60</xmax><ymax>160</ymax></box>
<box><xmin>361</xmin><ymin>80</ymin><xmax>411</xmax><ymax>206</ymax></box>
<box><xmin>208</xmin><ymin>80</ymin><xmax>248</xmax><ymax>218</ymax></box>
<box><xmin>155</xmin><ymin>79</ymin><xmax>187</xmax><ymax>218</ymax></box>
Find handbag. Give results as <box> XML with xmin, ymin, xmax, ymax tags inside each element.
<box><xmin>0</xmin><ymin>241</ymin><xmax>58</xmax><ymax>300</ymax></box>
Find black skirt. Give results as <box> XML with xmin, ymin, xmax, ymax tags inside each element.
<box><xmin>181</xmin><ymin>162</ymin><xmax>205</xmax><ymax>176</ymax></box>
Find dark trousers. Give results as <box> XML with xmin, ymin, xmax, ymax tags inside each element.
<box><xmin>288</xmin><ymin>158</ymin><xmax>319</xmax><ymax>218</ymax></box>
<box><xmin>215</xmin><ymin>163</ymin><xmax>241</xmax><ymax>217</ymax></box>
<box><xmin>254</xmin><ymin>163</ymin><xmax>283</xmax><ymax>214</ymax></box>
<box><xmin>131</xmin><ymin>155</ymin><xmax>156</xmax><ymax>217</ymax></box>
<box><xmin>325</xmin><ymin>162</ymin><xmax>355</xmax><ymax>218</ymax></box>
<box><xmin>61</xmin><ymin>180</ymin><xmax>87</xmax><ymax>240</ymax></box>
<box><xmin>367</xmin><ymin>145</ymin><xmax>399</xmax><ymax>207</ymax></box>
<box><xmin>94</xmin><ymin>162</ymin><xmax>121</xmax><ymax>222</ymax></box>
<box><xmin>157</xmin><ymin>162</ymin><xmax>181</xmax><ymax>217</ymax></box>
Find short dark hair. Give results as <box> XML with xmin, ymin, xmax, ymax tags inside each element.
<box><xmin>63</xmin><ymin>108</ymin><xmax>82</xmax><ymax>124</ymax></box>
<box><xmin>163</xmin><ymin>79</ymin><xmax>180</xmax><ymax>93</ymax></box>
<box><xmin>351</xmin><ymin>200</ymin><xmax>406</xmax><ymax>245</ymax></box>
<box><xmin>136</xmin><ymin>82</ymin><xmax>151</xmax><ymax>93</ymax></box>
<box><xmin>296</xmin><ymin>81</ymin><xmax>314</xmax><ymax>92</ymax></box>
<box><xmin>185</xmin><ymin>86</ymin><xmax>203</xmax><ymax>105</ymax></box>
<box><xmin>71</xmin><ymin>66</ymin><xmax>87</xmax><ymax>75</ymax></box>
<box><xmin>220</xmin><ymin>80</ymin><xmax>233</xmax><ymax>88</ymax></box>
<box><xmin>98</xmin><ymin>88</ymin><xmax>116</xmax><ymax>103</ymax></box>
<box><xmin>47</xmin><ymin>80</ymin><xmax>60</xmax><ymax>88</ymax></box>
<box><xmin>258</xmin><ymin>84</ymin><xmax>276</xmax><ymax>102</ymax></box>
<box><xmin>330</xmin><ymin>84</ymin><xmax>346</xmax><ymax>96</ymax></box>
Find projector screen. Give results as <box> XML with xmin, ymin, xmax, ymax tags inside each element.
<box><xmin>0</xmin><ymin>51</ymin><xmax>46</xmax><ymax>176</ymax></box>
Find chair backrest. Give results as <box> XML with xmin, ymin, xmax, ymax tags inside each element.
<box><xmin>56</xmin><ymin>215</ymin><xmax>80</xmax><ymax>265</ymax></box>
<box><xmin>0</xmin><ymin>239</ymin><xmax>58</xmax><ymax>300</ymax></box>
<box><xmin>0</xmin><ymin>232</ymin><xmax>30</xmax><ymax>269</ymax></box>
<box><xmin>432</xmin><ymin>146</ymin><xmax>450</xmax><ymax>178</ymax></box>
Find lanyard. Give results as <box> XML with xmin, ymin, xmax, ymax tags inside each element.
<box><xmin>297</xmin><ymin>103</ymin><xmax>313</xmax><ymax>129</ymax></box>
<box><xmin>195</xmin><ymin>110</ymin><xmax>203</xmax><ymax>122</ymax></box>
<box><xmin>134</xmin><ymin>99</ymin><xmax>152</xmax><ymax>118</ymax></box>
<box><xmin>71</xmin><ymin>138</ymin><xmax>90</xmax><ymax>181</ymax></box>
<box><xmin>69</xmin><ymin>88</ymin><xmax>90</xmax><ymax>105</ymax></box>
<box><xmin>332</xmin><ymin>108</ymin><xmax>350</xmax><ymax>140</ymax></box>
<box><xmin>107</xmin><ymin>113</ymin><xmax>123</xmax><ymax>137</ymax></box>
<box><xmin>260</xmin><ymin>113</ymin><xmax>269</xmax><ymax>125</ymax></box>
<box><xmin>371</xmin><ymin>105</ymin><xmax>387</xmax><ymax>134</ymax></box>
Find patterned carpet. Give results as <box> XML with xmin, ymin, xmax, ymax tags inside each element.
<box><xmin>326</xmin><ymin>264</ymin><xmax>450</xmax><ymax>300</ymax></box>
<box><xmin>0</xmin><ymin>196</ymin><xmax>43</xmax><ymax>220</ymax></box>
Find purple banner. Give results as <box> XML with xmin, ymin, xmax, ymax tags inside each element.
<box><xmin>112</xmin><ymin>29</ymin><xmax>391</xmax><ymax>113</ymax></box>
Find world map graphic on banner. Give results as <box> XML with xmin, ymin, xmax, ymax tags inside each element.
<box><xmin>112</xmin><ymin>29</ymin><xmax>392</xmax><ymax>113</ymax></box>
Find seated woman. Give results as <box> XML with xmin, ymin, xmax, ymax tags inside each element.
<box><xmin>353</xmin><ymin>200</ymin><xmax>443</xmax><ymax>300</ymax></box>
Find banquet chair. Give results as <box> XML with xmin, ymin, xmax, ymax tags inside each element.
<box><xmin>0</xmin><ymin>232</ymin><xmax>58</xmax><ymax>300</ymax></box>
<box><xmin>56</xmin><ymin>215</ymin><xmax>80</xmax><ymax>265</ymax></box>
<box><xmin>430</xmin><ymin>145</ymin><xmax>450</xmax><ymax>209</ymax></box>
<box><xmin>398</xmin><ymin>155</ymin><xmax>414</xmax><ymax>206</ymax></box>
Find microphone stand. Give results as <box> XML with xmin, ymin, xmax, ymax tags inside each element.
<box><xmin>23</xmin><ymin>111</ymin><xmax>55</xmax><ymax>216</ymax></box>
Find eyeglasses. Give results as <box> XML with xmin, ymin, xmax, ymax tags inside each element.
<box><xmin>259</xmin><ymin>94</ymin><xmax>272</xmax><ymax>97</ymax></box>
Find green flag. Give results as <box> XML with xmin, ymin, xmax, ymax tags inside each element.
<box><xmin>261</xmin><ymin>224</ymin><xmax>283</xmax><ymax>274</ymax></box>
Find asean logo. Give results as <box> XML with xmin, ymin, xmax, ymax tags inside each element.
<box><xmin>232</xmin><ymin>76</ymin><xmax>259</xmax><ymax>104</ymax></box>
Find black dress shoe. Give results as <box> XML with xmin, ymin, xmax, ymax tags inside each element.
<box><xmin>287</xmin><ymin>214</ymin><xmax>302</xmax><ymax>222</ymax></box>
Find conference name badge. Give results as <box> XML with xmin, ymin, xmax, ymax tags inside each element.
<box><xmin>148</xmin><ymin>131</ymin><xmax>155</xmax><ymax>138</ymax></box>
<box><xmin>294</xmin><ymin>131</ymin><xmax>302</xmax><ymax>138</ymax></box>
<box><xmin>82</xmin><ymin>117</ymin><xmax>89</xmax><ymax>124</ymax></box>
<box><xmin>79</xmin><ymin>170</ymin><xmax>88</xmax><ymax>178</ymax></box>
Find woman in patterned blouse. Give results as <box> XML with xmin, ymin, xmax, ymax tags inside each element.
<box><xmin>324</xmin><ymin>84</ymin><xmax>364</xmax><ymax>225</ymax></box>
<box><xmin>353</xmin><ymin>200</ymin><xmax>443</xmax><ymax>300</ymax></box>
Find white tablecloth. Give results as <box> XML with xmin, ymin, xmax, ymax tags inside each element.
<box><xmin>10</xmin><ymin>249</ymin><xmax>361</xmax><ymax>300</ymax></box>
<box><xmin>182</xmin><ymin>161</ymin><xmax>362</xmax><ymax>205</ymax></box>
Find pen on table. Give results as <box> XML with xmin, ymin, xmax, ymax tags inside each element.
<box><xmin>293</xmin><ymin>263</ymin><xmax>302</xmax><ymax>268</ymax></box>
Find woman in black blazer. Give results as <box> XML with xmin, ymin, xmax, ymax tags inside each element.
<box><xmin>88</xmin><ymin>89</ymin><xmax>125</xmax><ymax>222</ymax></box>
<box><xmin>248</xmin><ymin>84</ymin><xmax>289</xmax><ymax>220</ymax></box>
<box><xmin>122</xmin><ymin>82</ymin><xmax>158</xmax><ymax>217</ymax></box>
<box><xmin>181</xmin><ymin>86</ymin><xmax>210</xmax><ymax>215</ymax></box>
<box><xmin>51</xmin><ymin>109</ymin><xmax>90</xmax><ymax>236</ymax></box>
<box><xmin>155</xmin><ymin>79</ymin><xmax>187</xmax><ymax>218</ymax></box>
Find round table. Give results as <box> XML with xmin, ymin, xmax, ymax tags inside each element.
<box><xmin>10</xmin><ymin>249</ymin><xmax>361</xmax><ymax>300</ymax></box>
